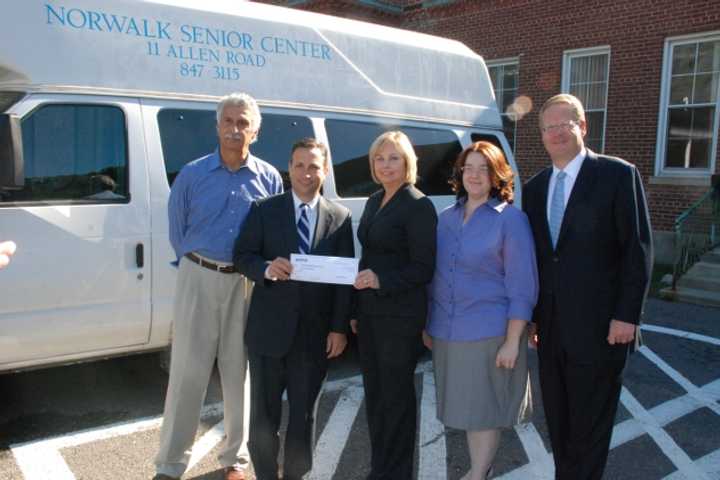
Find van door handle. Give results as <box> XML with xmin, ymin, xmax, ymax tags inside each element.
<box><xmin>136</xmin><ymin>243</ymin><xmax>144</xmax><ymax>268</ymax></box>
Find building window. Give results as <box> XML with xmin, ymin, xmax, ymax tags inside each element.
<box><xmin>562</xmin><ymin>47</ymin><xmax>610</xmax><ymax>153</ymax></box>
<box><xmin>486</xmin><ymin>59</ymin><xmax>519</xmax><ymax>153</ymax></box>
<box><xmin>656</xmin><ymin>33</ymin><xmax>720</xmax><ymax>175</ymax></box>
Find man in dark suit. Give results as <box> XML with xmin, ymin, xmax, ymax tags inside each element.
<box><xmin>233</xmin><ymin>138</ymin><xmax>354</xmax><ymax>480</ymax></box>
<box><xmin>523</xmin><ymin>94</ymin><xmax>653</xmax><ymax>480</ymax></box>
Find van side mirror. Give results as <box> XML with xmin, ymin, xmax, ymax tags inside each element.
<box><xmin>0</xmin><ymin>113</ymin><xmax>24</xmax><ymax>190</ymax></box>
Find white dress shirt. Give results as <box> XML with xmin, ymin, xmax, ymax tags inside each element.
<box><xmin>546</xmin><ymin>148</ymin><xmax>586</xmax><ymax>223</ymax></box>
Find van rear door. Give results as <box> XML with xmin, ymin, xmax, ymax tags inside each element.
<box><xmin>0</xmin><ymin>94</ymin><xmax>152</xmax><ymax>371</ymax></box>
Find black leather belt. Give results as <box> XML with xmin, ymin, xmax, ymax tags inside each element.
<box><xmin>185</xmin><ymin>252</ymin><xmax>236</xmax><ymax>274</ymax></box>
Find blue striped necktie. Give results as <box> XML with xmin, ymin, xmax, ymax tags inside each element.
<box><xmin>297</xmin><ymin>203</ymin><xmax>311</xmax><ymax>254</ymax></box>
<box><xmin>549</xmin><ymin>171</ymin><xmax>567</xmax><ymax>249</ymax></box>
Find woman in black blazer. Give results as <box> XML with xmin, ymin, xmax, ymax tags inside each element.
<box><xmin>351</xmin><ymin>131</ymin><xmax>438</xmax><ymax>480</ymax></box>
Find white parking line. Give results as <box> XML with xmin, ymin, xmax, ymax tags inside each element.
<box><xmin>418</xmin><ymin>371</ymin><xmax>447</xmax><ymax>480</ymax></box>
<box><xmin>8</xmin><ymin>323</ymin><xmax>720</xmax><ymax>480</ymax></box>
<box><xmin>187</xmin><ymin>420</ymin><xmax>225</xmax><ymax>472</ymax></box>
<box><xmin>611</xmin><ymin>379</ymin><xmax>720</xmax><ymax>449</ymax></box>
<box><xmin>11</xmin><ymin>402</ymin><xmax>224</xmax><ymax>480</ymax></box>
<box><xmin>620</xmin><ymin>387</ymin><xmax>710</xmax><ymax>480</ymax></box>
<box><xmin>640</xmin><ymin>346</ymin><xmax>720</xmax><ymax>416</ymax></box>
<box><xmin>663</xmin><ymin>447</ymin><xmax>720</xmax><ymax>479</ymax></box>
<box><xmin>641</xmin><ymin>324</ymin><xmax>720</xmax><ymax>347</ymax></box>
<box><xmin>497</xmin><ymin>423</ymin><xmax>553</xmax><ymax>480</ymax></box>
<box><xmin>307</xmin><ymin>385</ymin><xmax>364</xmax><ymax>480</ymax></box>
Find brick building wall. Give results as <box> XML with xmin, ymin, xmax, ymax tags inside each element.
<box><xmin>264</xmin><ymin>0</ymin><xmax>720</xmax><ymax>243</ymax></box>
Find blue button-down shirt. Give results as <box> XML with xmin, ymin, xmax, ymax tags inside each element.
<box><xmin>427</xmin><ymin>197</ymin><xmax>539</xmax><ymax>341</ymax></box>
<box><xmin>168</xmin><ymin>149</ymin><xmax>283</xmax><ymax>263</ymax></box>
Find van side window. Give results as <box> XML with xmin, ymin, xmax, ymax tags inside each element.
<box><xmin>470</xmin><ymin>133</ymin><xmax>505</xmax><ymax>153</ymax></box>
<box><xmin>0</xmin><ymin>104</ymin><xmax>128</xmax><ymax>204</ymax></box>
<box><xmin>325</xmin><ymin>119</ymin><xmax>461</xmax><ymax>197</ymax></box>
<box><xmin>158</xmin><ymin>109</ymin><xmax>313</xmax><ymax>189</ymax></box>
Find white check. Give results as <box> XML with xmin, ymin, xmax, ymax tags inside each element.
<box><xmin>290</xmin><ymin>254</ymin><xmax>359</xmax><ymax>285</ymax></box>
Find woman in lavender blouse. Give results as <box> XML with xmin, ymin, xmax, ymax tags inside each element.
<box><xmin>424</xmin><ymin>141</ymin><xmax>538</xmax><ymax>480</ymax></box>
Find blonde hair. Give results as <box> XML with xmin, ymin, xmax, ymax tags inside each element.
<box><xmin>539</xmin><ymin>93</ymin><xmax>586</xmax><ymax>126</ymax></box>
<box><xmin>368</xmin><ymin>131</ymin><xmax>418</xmax><ymax>185</ymax></box>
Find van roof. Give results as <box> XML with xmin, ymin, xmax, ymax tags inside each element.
<box><xmin>0</xmin><ymin>0</ymin><xmax>502</xmax><ymax>128</ymax></box>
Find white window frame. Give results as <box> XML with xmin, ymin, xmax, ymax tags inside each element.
<box><xmin>486</xmin><ymin>57</ymin><xmax>519</xmax><ymax>153</ymax></box>
<box><xmin>561</xmin><ymin>46</ymin><xmax>611</xmax><ymax>153</ymax></box>
<box><xmin>655</xmin><ymin>31</ymin><xmax>720</xmax><ymax>177</ymax></box>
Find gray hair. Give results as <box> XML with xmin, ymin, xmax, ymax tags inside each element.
<box><xmin>216</xmin><ymin>92</ymin><xmax>262</xmax><ymax>131</ymax></box>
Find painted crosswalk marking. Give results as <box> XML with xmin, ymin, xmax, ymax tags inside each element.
<box><xmin>9</xmin><ymin>324</ymin><xmax>720</xmax><ymax>479</ymax></box>
<box><xmin>418</xmin><ymin>371</ymin><xmax>447</xmax><ymax>480</ymax></box>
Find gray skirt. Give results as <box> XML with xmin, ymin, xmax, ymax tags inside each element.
<box><xmin>432</xmin><ymin>334</ymin><xmax>532</xmax><ymax>430</ymax></box>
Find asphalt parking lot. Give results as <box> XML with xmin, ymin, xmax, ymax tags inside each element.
<box><xmin>1</xmin><ymin>298</ymin><xmax>719</xmax><ymax>480</ymax></box>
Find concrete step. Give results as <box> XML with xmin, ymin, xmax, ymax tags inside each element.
<box><xmin>659</xmin><ymin>286</ymin><xmax>720</xmax><ymax>308</ymax></box>
<box><xmin>678</xmin><ymin>274</ymin><xmax>720</xmax><ymax>291</ymax></box>
<box><xmin>685</xmin><ymin>261</ymin><xmax>720</xmax><ymax>279</ymax></box>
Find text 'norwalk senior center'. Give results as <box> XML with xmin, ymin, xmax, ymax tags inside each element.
<box><xmin>45</xmin><ymin>3</ymin><xmax>333</xmax><ymax>60</ymax></box>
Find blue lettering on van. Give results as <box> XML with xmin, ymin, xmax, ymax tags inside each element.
<box><xmin>46</xmin><ymin>4</ymin><xmax>171</xmax><ymax>39</ymax></box>
<box><xmin>225</xmin><ymin>51</ymin><xmax>266</xmax><ymax>67</ymax></box>
<box><xmin>43</xmin><ymin>1</ymin><xmax>334</xmax><ymax>79</ymax></box>
<box><xmin>260</xmin><ymin>35</ymin><xmax>331</xmax><ymax>60</ymax></box>
<box><xmin>179</xmin><ymin>24</ymin><xmax>253</xmax><ymax>50</ymax></box>
<box><xmin>167</xmin><ymin>44</ymin><xmax>221</xmax><ymax>63</ymax></box>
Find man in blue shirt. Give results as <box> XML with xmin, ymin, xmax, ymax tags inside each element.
<box><xmin>155</xmin><ymin>92</ymin><xmax>283</xmax><ymax>480</ymax></box>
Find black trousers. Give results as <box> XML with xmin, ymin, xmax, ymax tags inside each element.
<box><xmin>247</xmin><ymin>330</ymin><xmax>327</xmax><ymax>480</ymax></box>
<box><xmin>538</xmin><ymin>318</ymin><xmax>628</xmax><ymax>480</ymax></box>
<box><xmin>357</xmin><ymin>315</ymin><xmax>421</xmax><ymax>480</ymax></box>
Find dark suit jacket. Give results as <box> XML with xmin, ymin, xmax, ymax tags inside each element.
<box><xmin>355</xmin><ymin>183</ymin><xmax>437</xmax><ymax>335</ymax></box>
<box><xmin>522</xmin><ymin>150</ymin><xmax>653</xmax><ymax>359</ymax></box>
<box><xmin>233</xmin><ymin>191</ymin><xmax>354</xmax><ymax>358</ymax></box>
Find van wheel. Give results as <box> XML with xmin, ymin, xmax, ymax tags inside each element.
<box><xmin>159</xmin><ymin>347</ymin><xmax>171</xmax><ymax>374</ymax></box>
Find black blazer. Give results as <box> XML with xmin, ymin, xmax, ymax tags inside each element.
<box><xmin>355</xmin><ymin>184</ymin><xmax>437</xmax><ymax>335</ymax></box>
<box><xmin>233</xmin><ymin>191</ymin><xmax>354</xmax><ymax>358</ymax></box>
<box><xmin>522</xmin><ymin>150</ymin><xmax>653</xmax><ymax>359</ymax></box>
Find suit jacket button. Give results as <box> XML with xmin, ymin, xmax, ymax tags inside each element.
<box><xmin>553</xmin><ymin>256</ymin><xmax>559</xmax><ymax>262</ymax></box>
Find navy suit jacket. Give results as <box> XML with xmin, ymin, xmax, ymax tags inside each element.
<box><xmin>522</xmin><ymin>150</ymin><xmax>653</xmax><ymax>359</ymax></box>
<box><xmin>234</xmin><ymin>191</ymin><xmax>354</xmax><ymax>358</ymax></box>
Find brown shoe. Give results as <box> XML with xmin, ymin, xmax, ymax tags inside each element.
<box><xmin>224</xmin><ymin>465</ymin><xmax>246</xmax><ymax>480</ymax></box>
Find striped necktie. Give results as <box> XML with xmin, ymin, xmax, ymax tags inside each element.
<box><xmin>549</xmin><ymin>171</ymin><xmax>567</xmax><ymax>249</ymax></box>
<box><xmin>297</xmin><ymin>203</ymin><xmax>311</xmax><ymax>254</ymax></box>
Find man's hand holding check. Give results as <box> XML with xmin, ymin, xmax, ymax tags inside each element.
<box><xmin>266</xmin><ymin>257</ymin><xmax>293</xmax><ymax>281</ymax></box>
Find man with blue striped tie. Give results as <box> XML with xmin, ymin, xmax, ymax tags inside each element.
<box><xmin>523</xmin><ymin>94</ymin><xmax>653</xmax><ymax>480</ymax></box>
<box><xmin>233</xmin><ymin>138</ymin><xmax>354</xmax><ymax>480</ymax></box>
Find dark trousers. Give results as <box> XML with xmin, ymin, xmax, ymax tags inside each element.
<box><xmin>247</xmin><ymin>331</ymin><xmax>327</xmax><ymax>480</ymax></box>
<box><xmin>538</xmin><ymin>318</ymin><xmax>628</xmax><ymax>480</ymax></box>
<box><xmin>357</xmin><ymin>315</ymin><xmax>421</xmax><ymax>480</ymax></box>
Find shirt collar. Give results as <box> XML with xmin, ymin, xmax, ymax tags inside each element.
<box><xmin>207</xmin><ymin>149</ymin><xmax>223</xmax><ymax>171</ymax></box>
<box><xmin>292</xmin><ymin>190</ymin><xmax>320</xmax><ymax>210</ymax></box>
<box><xmin>210</xmin><ymin>148</ymin><xmax>260</xmax><ymax>174</ymax></box>
<box><xmin>487</xmin><ymin>197</ymin><xmax>509</xmax><ymax>213</ymax></box>
<box><xmin>454</xmin><ymin>196</ymin><xmax>508</xmax><ymax>213</ymax></box>
<box><xmin>553</xmin><ymin>147</ymin><xmax>586</xmax><ymax>180</ymax></box>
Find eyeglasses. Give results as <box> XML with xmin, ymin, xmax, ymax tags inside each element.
<box><xmin>460</xmin><ymin>165</ymin><xmax>489</xmax><ymax>175</ymax></box>
<box><xmin>541</xmin><ymin>120</ymin><xmax>578</xmax><ymax>134</ymax></box>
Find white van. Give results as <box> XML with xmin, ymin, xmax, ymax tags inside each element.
<box><xmin>0</xmin><ymin>0</ymin><xmax>516</xmax><ymax>372</ymax></box>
